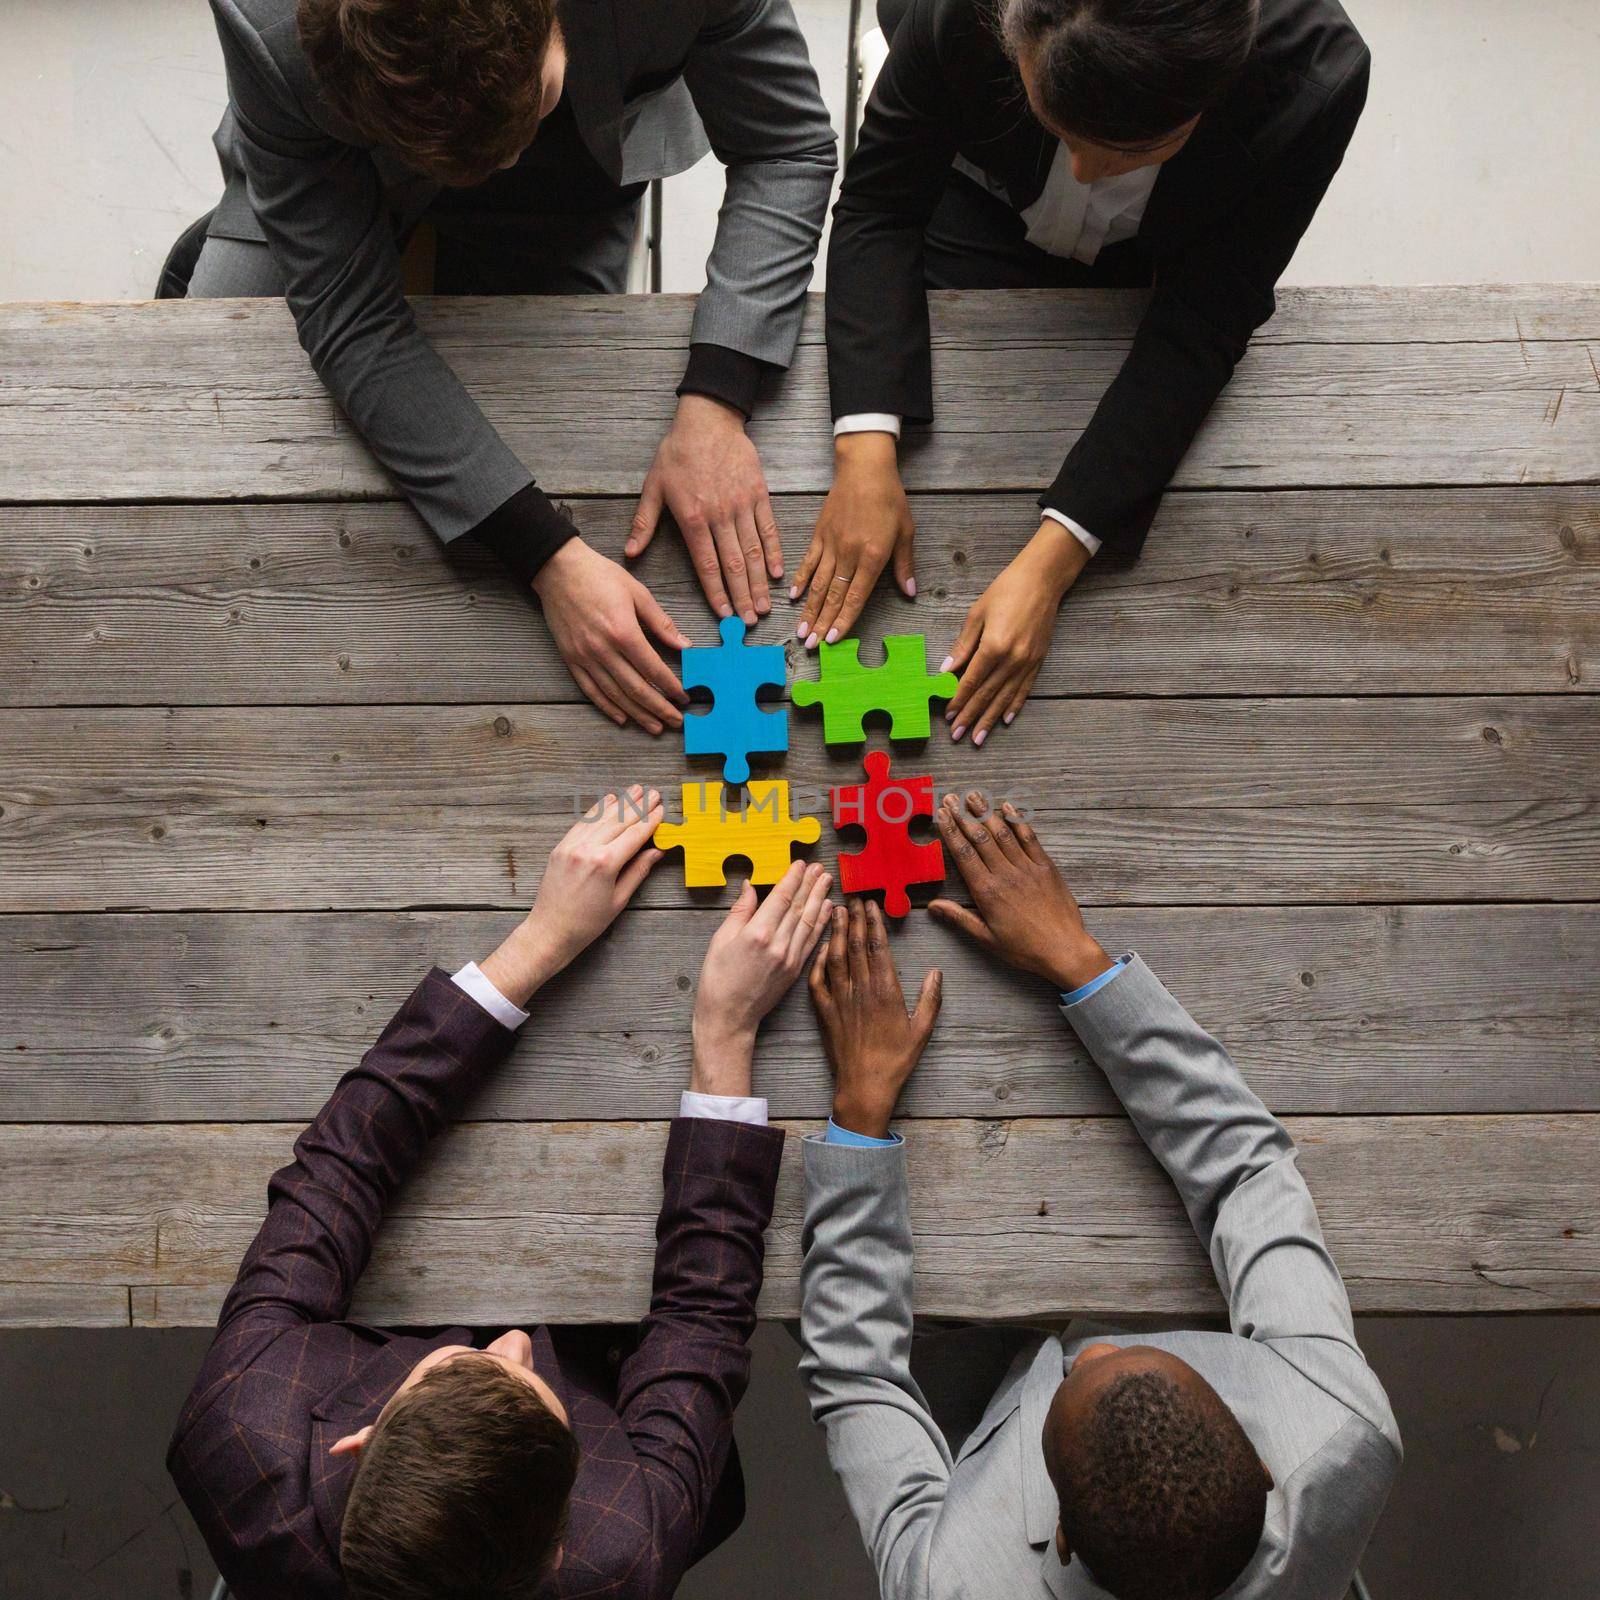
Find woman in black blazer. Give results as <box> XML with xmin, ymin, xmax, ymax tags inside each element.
<box><xmin>792</xmin><ymin>0</ymin><xmax>1369</xmax><ymax>744</ymax></box>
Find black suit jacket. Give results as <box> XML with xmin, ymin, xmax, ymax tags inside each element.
<box><xmin>826</xmin><ymin>0</ymin><xmax>1370</xmax><ymax>557</ymax></box>
<box><xmin>167</xmin><ymin>969</ymin><xmax>785</xmax><ymax>1599</ymax></box>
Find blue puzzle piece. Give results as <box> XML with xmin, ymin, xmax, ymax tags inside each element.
<box><xmin>681</xmin><ymin>615</ymin><xmax>789</xmax><ymax>785</ymax></box>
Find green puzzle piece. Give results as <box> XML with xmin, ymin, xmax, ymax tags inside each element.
<box><xmin>791</xmin><ymin>634</ymin><xmax>959</xmax><ymax>744</ymax></box>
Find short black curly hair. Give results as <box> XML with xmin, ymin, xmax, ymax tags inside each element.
<box><xmin>1046</xmin><ymin>1368</ymin><xmax>1267</xmax><ymax>1600</ymax></box>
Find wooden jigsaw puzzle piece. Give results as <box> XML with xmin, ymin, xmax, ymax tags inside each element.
<box><xmin>654</xmin><ymin>780</ymin><xmax>821</xmax><ymax>888</ymax></box>
<box><xmin>878</xmin><ymin>635</ymin><xmax>960</xmax><ymax>741</ymax></box>
<box><xmin>681</xmin><ymin>615</ymin><xmax>789</xmax><ymax>785</ymax></box>
<box><xmin>831</xmin><ymin>751</ymin><xmax>945</xmax><ymax>917</ymax></box>
<box><xmin>790</xmin><ymin>637</ymin><xmax>866</xmax><ymax>744</ymax></box>
<box><xmin>791</xmin><ymin>634</ymin><xmax>957</xmax><ymax>746</ymax></box>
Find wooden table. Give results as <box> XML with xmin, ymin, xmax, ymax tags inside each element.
<box><xmin>2</xmin><ymin>287</ymin><xmax>1597</xmax><ymax>1328</ymax></box>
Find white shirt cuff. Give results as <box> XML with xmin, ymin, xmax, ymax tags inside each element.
<box><xmin>833</xmin><ymin>412</ymin><xmax>902</xmax><ymax>440</ymax></box>
<box><xmin>1040</xmin><ymin>507</ymin><xmax>1101</xmax><ymax>557</ymax></box>
<box><xmin>450</xmin><ymin>961</ymin><xmax>530</xmax><ymax>1031</ymax></box>
<box><xmin>679</xmin><ymin>1090</ymin><xmax>769</xmax><ymax>1126</ymax></box>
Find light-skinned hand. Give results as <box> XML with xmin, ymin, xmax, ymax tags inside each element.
<box><xmin>479</xmin><ymin>786</ymin><xmax>666</xmax><ymax>1005</ymax></box>
<box><xmin>533</xmin><ymin>538</ymin><xmax>692</xmax><ymax>734</ymax></box>
<box><xmin>929</xmin><ymin>791</ymin><xmax>1109</xmax><ymax>991</ymax></box>
<box><xmin>691</xmin><ymin>860</ymin><xmax>834</xmax><ymax>1096</ymax></box>
<box><xmin>942</xmin><ymin>519</ymin><xmax>1090</xmax><ymax>745</ymax></box>
<box><xmin>792</xmin><ymin>432</ymin><xmax>916</xmax><ymax>648</ymax></box>
<box><xmin>809</xmin><ymin>899</ymin><xmax>942</xmax><ymax>1139</ymax></box>
<box><xmin>627</xmin><ymin>393</ymin><xmax>785</xmax><ymax>625</ymax></box>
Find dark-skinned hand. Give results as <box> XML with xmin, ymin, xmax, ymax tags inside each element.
<box><xmin>809</xmin><ymin>899</ymin><xmax>942</xmax><ymax>1138</ymax></box>
<box><xmin>929</xmin><ymin>791</ymin><xmax>1111</xmax><ymax>991</ymax></box>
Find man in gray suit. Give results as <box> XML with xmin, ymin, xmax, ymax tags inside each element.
<box><xmin>170</xmin><ymin>0</ymin><xmax>836</xmax><ymax>733</ymax></box>
<box><xmin>800</xmin><ymin>794</ymin><xmax>1401</xmax><ymax>1600</ymax></box>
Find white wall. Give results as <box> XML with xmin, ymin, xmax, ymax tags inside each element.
<box><xmin>1</xmin><ymin>0</ymin><xmax>1596</xmax><ymax>300</ymax></box>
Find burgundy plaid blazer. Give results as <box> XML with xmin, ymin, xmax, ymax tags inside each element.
<box><xmin>168</xmin><ymin>968</ymin><xmax>786</xmax><ymax>1600</ymax></box>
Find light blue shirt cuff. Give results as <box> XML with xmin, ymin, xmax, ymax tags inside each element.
<box><xmin>1059</xmin><ymin>954</ymin><xmax>1131</xmax><ymax>1008</ymax></box>
<box><xmin>824</xmin><ymin>1117</ymin><xmax>902</xmax><ymax>1147</ymax></box>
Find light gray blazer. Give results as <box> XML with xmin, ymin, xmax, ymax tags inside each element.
<box><xmin>800</xmin><ymin>956</ymin><xmax>1402</xmax><ymax>1600</ymax></box>
<box><xmin>205</xmin><ymin>0</ymin><xmax>837</xmax><ymax>542</ymax></box>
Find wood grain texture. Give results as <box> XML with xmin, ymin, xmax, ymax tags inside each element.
<box><xmin>3</xmin><ymin>906</ymin><xmax>1596</xmax><ymax>1123</ymax></box>
<box><xmin>4</xmin><ymin>488</ymin><xmax>1596</xmax><ymax>706</ymax></box>
<box><xmin>1</xmin><ymin>1114</ymin><xmax>1594</xmax><ymax>1325</ymax></box>
<box><xmin>3</xmin><ymin>290</ymin><xmax>1596</xmax><ymax>502</ymax></box>
<box><xmin>2</xmin><ymin>697</ymin><xmax>1594</xmax><ymax>912</ymax></box>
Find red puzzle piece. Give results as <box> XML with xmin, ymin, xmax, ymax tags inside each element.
<box><xmin>831</xmin><ymin>751</ymin><xmax>945</xmax><ymax>917</ymax></box>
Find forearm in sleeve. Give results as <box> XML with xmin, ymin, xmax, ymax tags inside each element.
<box><xmin>682</xmin><ymin>0</ymin><xmax>838</xmax><ymax>391</ymax></box>
<box><xmin>800</xmin><ymin>1138</ymin><xmax>951</xmax><ymax>1600</ymax></box>
<box><xmin>211</xmin><ymin>4</ymin><xmax>554</xmax><ymax>564</ymax></box>
<box><xmin>1061</xmin><ymin>954</ymin><xmax>1386</xmax><ymax>1397</ymax></box>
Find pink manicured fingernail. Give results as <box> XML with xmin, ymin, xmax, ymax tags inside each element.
<box><xmin>973</xmin><ymin>729</ymin><xmax>987</xmax><ymax>747</ymax></box>
<box><xmin>951</xmin><ymin>724</ymin><xmax>966</xmax><ymax>742</ymax></box>
<box><xmin>796</xmin><ymin>619</ymin><xmax>807</xmax><ymax>636</ymax></box>
<box><xmin>939</xmin><ymin>655</ymin><xmax>955</xmax><ymax>674</ymax></box>
<box><xmin>789</xmin><ymin>585</ymin><xmax>800</xmax><ymax>600</ymax></box>
<box><xmin>806</xmin><ymin>631</ymin><xmax>820</xmax><ymax>648</ymax></box>
<box><xmin>825</xmin><ymin>627</ymin><xmax>839</xmax><ymax>644</ymax></box>
<box><xmin>1003</xmin><ymin>711</ymin><xmax>1015</xmax><ymax>725</ymax></box>
<box><xmin>905</xmin><ymin>578</ymin><xmax>918</xmax><ymax>597</ymax></box>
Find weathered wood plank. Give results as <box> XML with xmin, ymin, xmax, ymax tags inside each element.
<box><xmin>0</xmin><ymin>1115</ymin><xmax>1593</xmax><ymax>1325</ymax></box>
<box><xmin>3</xmin><ymin>906</ymin><xmax>1596</xmax><ymax>1122</ymax></box>
<box><xmin>4</xmin><ymin>488</ymin><xmax>1595</xmax><ymax>705</ymax></box>
<box><xmin>3</xmin><ymin>290</ymin><xmax>1595</xmax><ymax>503</ymax></box>
<box><xmin>1</xmin><ymin>698</ymin><xmax>1594</xmax><ymax>911</ymax></box>
<box><xmin>0</xmin><ymin>1283</ymin><xmax>130</xmax><ymax>1329</ymax></box>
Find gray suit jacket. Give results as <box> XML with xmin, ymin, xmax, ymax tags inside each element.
<box><xmin>206</xmin><ymin>0</ymin><xmax>836</xmax><ymax>548</ymax></box>
<box><xmin>800</xmin><ymin>956</ymin><xmax>1402</xmax><ymax>1600</ymax></box>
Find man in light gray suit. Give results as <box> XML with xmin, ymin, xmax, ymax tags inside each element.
<box><xmin>166</xmin><ymin>0</ymin><xmax>836</xmax><ymax>733</ymax></box>
<box><xmin>800</xmin><ymin>793</ymin><xmax>1401</xmax><ymax>1600</ymax></box>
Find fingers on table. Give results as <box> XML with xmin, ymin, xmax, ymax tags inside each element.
<box><xmin>574</xmin><ymin>664</ymin><xmax>630</xmax><ymax>727</ymax></box>
<box><xmin>626</xmin><ymin>478</ymin><xmax>663</xmax><ymax>558</ymax></box>
<box><xmin>711</xmin><ymin>515</ymin><xmax>757</xmax><ymax>623</ymax></box>
<box><xmin>610</xmin><ymin>652</ymin><xmax>683</xmax><ymax>735</ymax></box>
<box><xmin>735</xmin><ymin>505</ymin><xmax>771</xmax><ymax>616</ymax></box>
<box><xmin>633</xmin><ymin>580</ymin><xmax>694</xmax><ymax>655</ymax></box>
<box><xmin>683</xmin><ymin>518</ymin><xmax>734</xmax><ymax>621</ymax></box>
<box><xmin>947</xmin><ymin>651</ymin><xmax>1013</xmax><ymax>743</ymax></box>
<box><xmin>927</xmin><ymin>896</ymin><xmax>994</xmax><ymax>951</ymax></box>
<box><xmin>911</xmin><ymin>965</ymin><xmax>943</xmax><ymax>1038</ymax></box>
<box><xmin>755</xmin><ymin>494</ymin><xmax>785</xmax><ymax>581</ymax></box>
<box><xmin>799</xmin><ymin>559</ymin><xmax>847</xmax><ymax>647</ymax></box>
<box><xmin>610</xmin><ymin>786</ymin><xmax>664</xmax><ymax>855</ymax></box>
<box><xmin>1000</xmin><ymin>800</ymin><xmax>1049</xmax><ymax>864</ymax></box>
<box><xmin>785</xmin><ymin>865</ymin><xmax>835</xmax><ymax>966</ymax></box>
<box><xmin>863</xmin><ymin>899</ymin><xmax>900</xmax><ymax>996</ymax></box>
<box><xmin>967</xmin><ymin>666</ymin><xmax>1031</xmax><ymax>746</ymax></box>
<box><xmin>823</xmin><ymin>902</ymin><xmax>851</xmax><ymax>994</ymax></box>
<box><xmin>791</xmin><ymin>526</ymin><xmax>825</xmax><ymax>603</ymax></box>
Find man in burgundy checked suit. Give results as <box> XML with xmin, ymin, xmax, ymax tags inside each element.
<box><xmin>167</xmin><ymin>787</ymin><xmax>836</xmax><ymax>1600</ymax></box>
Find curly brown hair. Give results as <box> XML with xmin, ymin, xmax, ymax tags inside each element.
<box><xmin>298</xmin><ymin>0</ymin><xmax>559</xmax><ymax>186</ymax></box>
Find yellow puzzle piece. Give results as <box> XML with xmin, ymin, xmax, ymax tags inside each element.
<box><xmin>654</xmin><ymin>780</ymin><xmax>821</xmax><ymax>887</ymax></box>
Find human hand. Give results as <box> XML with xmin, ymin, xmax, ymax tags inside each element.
<box><xmin>928</xmin><ymin>792</ymin><xmax>1109</xmax><ymax>991</ymax></box>
<box><xmin>808</xmin><ymin>899</ymin><xmax>942</xmax><ymax>1139</ymax></box>
<box><xmin>479</xmin><ymin>786</ymin><xmax>666</xmax><ymax>1005</ymax></box>
<box><xmin>691</xmin><ymin>860</ymin><xmax>834</xmax><ymax>1095</ymax></box>
<box><xmin>792</xmin><ymin>432</ymin><xmax>915</xmax><ymax>648</ymax></box>
<box><xmin>941</xmin><ymin>520</ymin><xmax>1090</xmax><ymax>744</ymax></box>
<box><xmin>533</xmin><ymin>538</ymin><xmax>692</xmax><ymax>734</ymax></box>
<box><xmin>626</xmin><ymin>393</ymin><xmax>784</xmax><ymax>625</ymax></box>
